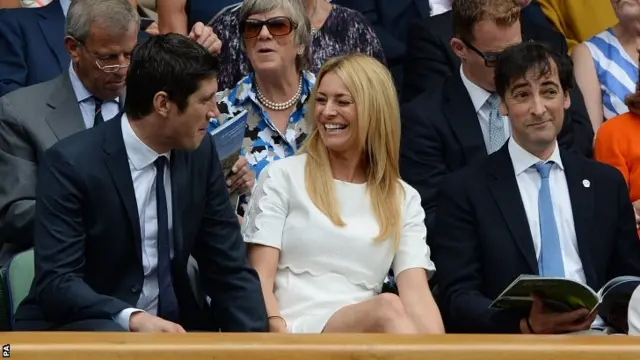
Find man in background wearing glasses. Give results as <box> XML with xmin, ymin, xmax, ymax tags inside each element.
<box><xmin>398</xmin><ymin>0</ymin><xmax>591</xmax><ymax>237</ymax></box>
<box><xmin>0</xmin><ymin>0</ymin><xmax>218</xmax><ymax>264</ymax></box>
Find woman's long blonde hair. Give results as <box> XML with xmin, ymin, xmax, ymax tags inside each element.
<box><xmin>300</xmin><ymin>54</ymin><xmax>404</xmax><ymax>248</ymax></box>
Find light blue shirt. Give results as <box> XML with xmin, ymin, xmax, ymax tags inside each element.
<box><xmin>59</xmin><ymin>0</ymin><xmax>70</xmax><ymax>16</ymax></box>
<box><xmin>68</xmin><ymin>63</ymin><xmax>120</xmax><ymax>128</ymax></box>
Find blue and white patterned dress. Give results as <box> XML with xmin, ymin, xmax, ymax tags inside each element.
<box><xmin>208</xmin><ymin>70</ymin><xmax>316</xmax><ymax>215</ymax></box>
<box><xmin>585</xmin><ymin>28</ymin><xmax>639</xmax><ymax>121</ymax></box>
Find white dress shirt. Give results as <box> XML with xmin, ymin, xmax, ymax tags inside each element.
<box><xmin>429</xmin><ymin>0</ymin><xmax>451</xmax><ymax>16</ymax></box>
<box><xmin>68</xmin><ymin>63</ymin><xmax>120</xmax><ymax>128</ymax></box>
<box><xmin>460</xmin><ymin>67</ymin><xmax>511</xmax><ymax>153</ymax></box>
<box><xmin>629</xmin><ymin>285</ymin><xmax>640</xmax><ymax>335</ymax></box>
<box><xmin>113</xmin><ymin>114</ymin><xmax>174</xmax><ymax>330</ymax></box>
<box><xmin>508</xmin><ymin>138</ymin><xmax>586</xmax><ymax>284</ymax></box>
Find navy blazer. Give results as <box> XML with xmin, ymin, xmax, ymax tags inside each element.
<box><xmin>431</xmin><ymin>144</ymin><xmax>640</xmax><ymax>333</ymax></box>
<box><xmin>0</xmin><ymin>0</ymin><xmax>150</xmax><ymax>97</ymax></box>
<box><xmin>14</xmin><ymin>114</ymin><xmax>268</xmax><ymax>331</ymax></box>
<box><xmin>333</xmin><ymin>0</ymin><xmax>430</xmax><ymax>94</ymax></box>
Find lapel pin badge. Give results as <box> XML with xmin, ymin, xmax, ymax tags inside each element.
<box><xmin>583</xmin><ymin>179</ymin><xmax>590</xmax><ymax>188</ymax></box>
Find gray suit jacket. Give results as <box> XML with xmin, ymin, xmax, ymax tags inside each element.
<box><xmin>0</xmin><ymin>72</ymin><xmax>88</xmax><ymax>264</ymax></box>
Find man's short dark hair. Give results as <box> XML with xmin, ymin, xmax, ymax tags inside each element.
<box><xmin>495</xmin><ymin>41</ymin><xmax>573</xmax><ymax>100</ymax></box>
<box><xmin>124</xmin><ymin>33</ymin><xmax>220</xmax><ymax>118</ymax></box>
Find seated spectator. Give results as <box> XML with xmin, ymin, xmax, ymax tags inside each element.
<box><xmin>537</xmin><ymin>0</ymin><xmax>617</xmax><ymax>53</ymax></box>
<box><xmin>431</xmin><ymin>41</ymin><xmax>640</xmax><ymax>334</ymax></box>
<box><xmin>14</xmin><ymin>33</ymin><xmax>268</xmax><ymax>332</ymax></box>
<box><xmin>331</xmin><ymin>0</ymin><xmax>430</xmax><ymax>94</ymax></box>
<box><xmin>0</xmin><ymin>0</ymin><xmax>222</xmax><ymax>264</ymax></box>
<box><xmin>401</xmin><ymin>0</ymin><xmax>593</xmax><ymax>157</ymax></box>
<box><xmin>399</xmin><ymin>0</ymin><xmax>592</xmax><ymax>233</ymax></box>
<box><xmin>594</xmin><ymin>70</ymin><xmax>640</xmax><ymax>228</ymax></box>
<box><xmin>210</xmin><ymin>0</ymin><xmax>384</xmax><ymax>90</ymax></box>
<box><xmin>157</xmin><ymin>0</ymin><xmax>239</xmax><ymax>35</ymax></box>
<box><xmin>630</xmin><ymin>286</ymin><xmax>640</xmax><ymax>335</ymax></box>
<box><xmin>403</xmin><ymin>0</ymin><xmax>569</xmax><ymax>102</ymax></box>
<box><xmin>0</xmin><ymin>0</ymin><xmax>215</xmax><ymax>97</ymax></box>
<box><xmin>572</xmin><ymin>0</ymin><xmax>639</xmax><ymax>132</ymax></box>
<box><xmin>243</xmin><ymin>54</ymin><xmax>444</xmax><ymax>334</ymax></box>
<box><xmin>208</xmin><ymin>0</ymin><xmax>315</xmax><ymax>218</ymax></box>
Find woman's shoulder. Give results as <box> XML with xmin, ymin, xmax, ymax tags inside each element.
<box><xmin>329</xmin><ymin>5</ymin><xmax>367</xmax><ymax>23</ymax></box>
<box><xmin>398</xmin><ymin>179</ymin><xmax>422</xmax><ymax>206</ymax></box>
<box><xmin>598</xmin><ymin>112</ymin><xmax>640</xmax><ymax>136</ymax></box>
<box><xmin>260</xmin><ymin>154</ymin><xmax>308</xmax><ymax>180</ymax></box>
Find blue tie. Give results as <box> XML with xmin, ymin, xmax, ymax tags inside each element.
<box><xmin>534</xmin><ymin>162</ymin><xmax>565</xmax><ymax>277</ymax></box>
<box><xmin>154</xmin><ymin>157</ymin><xmax>180</xmax><ymax>322</ymax></box>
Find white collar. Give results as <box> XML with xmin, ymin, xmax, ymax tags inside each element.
<box><xmin>121</xmin><ymin>113</ymin><xmax>170</xmax><ymax>170</ymax></box>
<box><xmin>508</xmin><ymin>137</ymin><xmax>564</xmax><ymax>176</ymax></box>
<box><xmin>459</xmin><ymin>66</ymin><xmax>492</xmax><ymax>113</ymax></box>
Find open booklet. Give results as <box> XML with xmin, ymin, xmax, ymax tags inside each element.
<box><xmin>490</xmin><ymin>275</ymin><xmax>640</xmax><ymax>320</ymax></box>
<box><xmin>210</xmin><ymin>109</ymin><xmax>248</xmax><ymax>211</ymax></box>
<box><xmin>210</xmin><ymin>109</ymin><xmax>248</xmax><ymax>177</ymax></box>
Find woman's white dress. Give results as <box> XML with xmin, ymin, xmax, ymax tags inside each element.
<box><xmin>242</xmin><ymin>154</ymin><xmax>435</xmax><ymax>333</ymax></box>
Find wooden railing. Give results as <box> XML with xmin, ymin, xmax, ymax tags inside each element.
<box><xmin>1</xmin><ymin>333</ymin><xmax>639</xmax><ymax>359</ymax></box>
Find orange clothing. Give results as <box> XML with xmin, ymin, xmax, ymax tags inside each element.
<box><xmin>594</xmin><ymin>112</ymin><xmax>640</xmax><ymax>203</ymax></box>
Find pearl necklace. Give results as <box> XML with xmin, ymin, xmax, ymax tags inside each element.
<box><xmin>256</xmin><ymin>76</ymin><xmax>303</xmax><ymax>111</ymax></box>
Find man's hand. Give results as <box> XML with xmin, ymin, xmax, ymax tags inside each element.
<box><xmin>189</xmin><ymin>22</ymin><xmax>222</xmax><ymax>55</ymax></box>
<box><xmin>524</xmin><ymin>294</ymin><xmax>596</xmax><ymax>334</ymax></box>
<box><xmin>227</xmin><ymin>157</ymin><xmax>254</xmax><ymax>194</ymax></box>
<box><xmin>129</xmin><ymin>312</ymin><xmax>187</xmax><ymax>333</ymax></box>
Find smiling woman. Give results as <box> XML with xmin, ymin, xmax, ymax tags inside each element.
<box><xmin>241</xmin><ymin>54</ymin><xmax>444</xmax><ymax>335</ymax></box>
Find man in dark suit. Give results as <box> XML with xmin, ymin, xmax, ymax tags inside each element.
<box><xmin>14</xmin><ymin>33</ymin><xmax>268</xmax><ymax>332</ymax></box>
<box><xmin>399</xmin><ymin>0</ymin><xmax>592</xmax><ymax>232</ymax></box>
<box><xmin>0</xmin><ymin>0</ymin><xmax>224</xmax><ymax>265</ymax></box>
<box><xmin>332</xmin><ymin>0</ymin><xmax>430</xmax><ymax>95</ymax></box>
<box><xmin>431</xmin><ymin>41</ymin><xmax>640</xmax><ymax>334</ymax></box>
<box><xmin>400</xmin><ymin>1</ymin><xmax>593</xmax><ymax>158</ymax></box>
<box><xmin>0</xmin><ymin>0</ymin><xmax>220</xmax><ymax>97</ymax></box>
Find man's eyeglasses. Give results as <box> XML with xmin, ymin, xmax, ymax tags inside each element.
<box><xmin>461</xmin><ymin>39</ymin><xmax>500</xmax><ymax>68</ymax></box>
<box><xmin>74</xmin><ymin>38</ymin><xmax>130</xmax><ymax>73</ymax></box>
<box><xmin>240</xmin><ymin>16</ymin><xmax>297</xmax><ymax>39</ymax></box>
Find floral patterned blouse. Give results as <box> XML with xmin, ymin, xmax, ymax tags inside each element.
<box><xmin>211</xmin><ymin>4</ymin><xmax>385</xmax><ymax>90</ymax></box>
<box><xmin>208</xmin><ymin>70</ymin><xmax>316</xmax><ymax>215</ymax></box>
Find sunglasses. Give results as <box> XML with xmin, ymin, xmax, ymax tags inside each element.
<box><xmin>461</xmin><ymin>39</ymin><xmax>500</xmax><ymax>68</ymax></box>
<box><xmin>240</xmin><ymin>16</ymin><xmax>297</xmax><ymax>39</ymax></box>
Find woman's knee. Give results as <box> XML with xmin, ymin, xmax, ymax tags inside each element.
<box><xmin>373</xmin><ymin>293</ymin><xmax>408</xmax><ymax>324</ymax></box>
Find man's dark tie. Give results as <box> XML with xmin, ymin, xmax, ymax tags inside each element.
<box><xmin>154</xmin><ymin>156</ymin><xmax>180</xmax><ymax>322</ymax></box>
<box><xmin>93</xmin><ymin>97</ymin><xmax>104</xmax><ymax>127</ymax></box>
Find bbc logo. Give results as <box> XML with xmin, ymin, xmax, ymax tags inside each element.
<box><xmin>1</xmin><ymin>344</ymin><xmax>9</xmax><ymax>358</ymax></box>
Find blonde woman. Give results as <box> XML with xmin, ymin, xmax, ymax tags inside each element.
<box><xmin>242</xmin><ymin>54</ymin><xmax>444</xmax><ymax>334</ymax></box>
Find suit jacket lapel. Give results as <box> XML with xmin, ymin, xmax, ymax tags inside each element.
<box><xmin>45</xmin><ymin>72</ymin><xmax>86</xmax><ymax>140</ymax></box>
<box><xmin>443</xmin><ymin>73</ymin><xmax>488</xmax><ymax>165</ymax></box>
<box><xmin>561</xmin><ymin>151</ymin><xmax>596</xmax><ymax>285</ymax></box>
<box><xmin>487</xmin><ymin>146</ymin><xmax>539</xmax><ymax>273</ymax></box>
<box><xmin>37</xmin><ymin>0</ymin><xmax>68</xmax><ymax>71</ymax></box>
<box><xmin>103</xmin><ymin>115</ymin><xmax>143</xmax><ymax>263</ymax></box>
<box><xmin>170</xmin><ymin>151</ymin><xmax>187</xmax><ymax>260</ymax></box>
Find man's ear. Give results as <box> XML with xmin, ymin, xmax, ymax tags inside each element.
<box><xmin>64</xmin><ymin>36</ymin><xmax>81</xmax><ymax>64</ymax></box>
<box><xmin>153</xmin><ymin>91</ymin><xmax>170</xmax><ymax>118</ymax></box>
<box><xmin>451</xmin><ymin>38</ymin><xmax>466</xmax><ymax>59</ymax></box>
<box><xmin>563</xmin><ymin>91</ymin><xmax>571</xmax><ymax>110</ymax></box>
